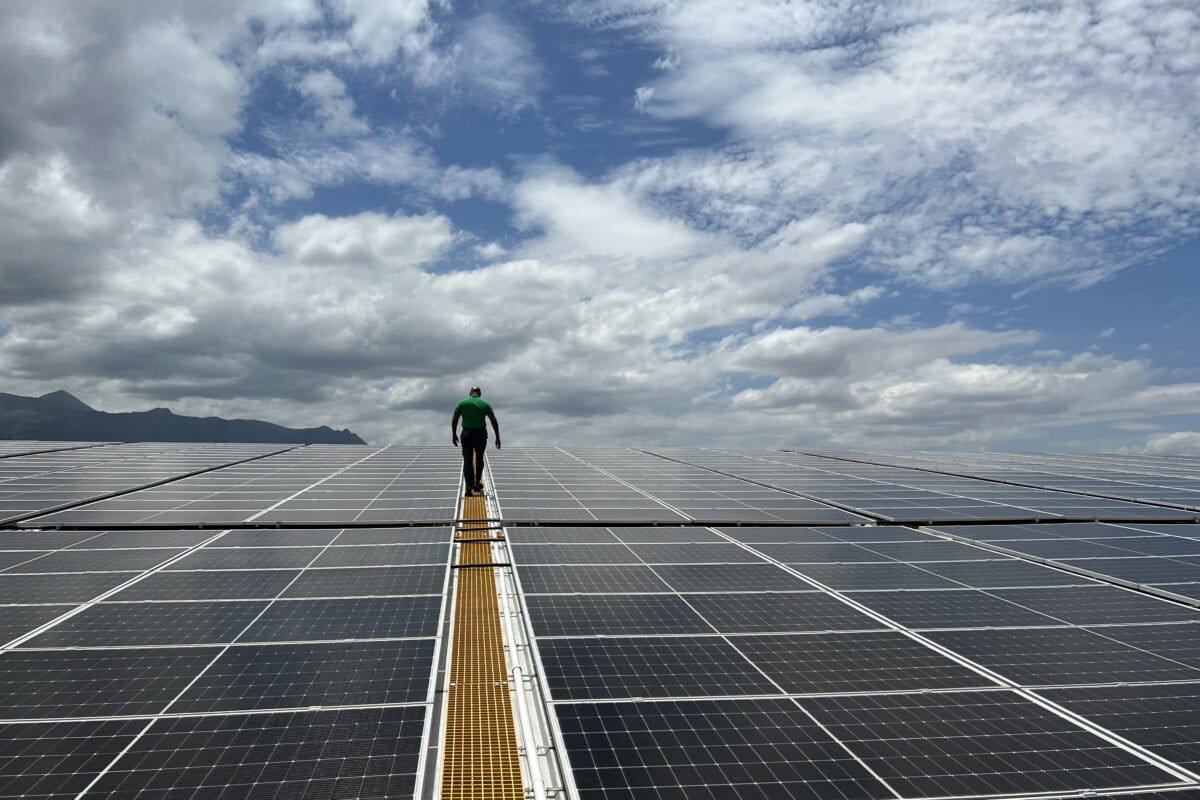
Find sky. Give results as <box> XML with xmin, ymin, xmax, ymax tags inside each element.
<box><xmin>1</xmin><ymin>0</ymin><xmax>1198</xmax><ymax>452</ymax></box>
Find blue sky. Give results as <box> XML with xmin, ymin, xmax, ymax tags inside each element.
<box><xmin>1</xmin><ymin>0</ymin><xmax>1198</xmax><ymax>452</ymax></box>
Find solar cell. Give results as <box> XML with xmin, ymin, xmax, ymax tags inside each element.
<box><xmin>920</xmin><ymin>559</ymin><xmax>1093</xmax><ymax>587</ymax></box>
<box><xmin>845</xmin><ymin>589</ymin><xmax>1060</xmax><ymax>629</ymax></box>
<box><xmin>0</xmin><ymin>647</ymin><xmax>217</xmax><ymax>719</ymax></box>
<box><xmin>1062</xmin><ymin>557</ymin><xmax>1200</xmax><ymax>584</ymax></box>
<box><xmin>0</xmin><ymin>552</ymin><xmax>43</xmax><ymax>570</ymax></box>
<box><xmin>610</xmin><ymin>527</ymin><xmax>728</xmax><ymax>543</ymax></box>
<box><xmin>752</xmin><ymin>542</ymin><xmax>884</xmax><ymax>563</ymax></box>
<box><xmin>171</xmin><ymin>639</ymin><xmax>434</xmax><ymax>712</ymax></box>
<box><xmin>309</xmin><ymin>542</ymin><xmax>449</xmax><ymax>567</ymax></box>
<box><xmin>1089</xmin><ymin>623</ymin><xmax>1200</xmax><ymax>667</ymax></box>
<box><xmin>715</xmin><ymin>526</ymin><xmax>845</xmax><ymax>543</ymax></box>
<box><xmin>88</xmin><ymin>706</ymin><xmax>425</xmax><ymax>799</ymax></box>
<box><xmin>169</xmin><ymin>547</ymin><xmax>319</xmax><ymax>569</ymax></box>
<box><xmin>512</xmin><ymin>543</ymin><xmax>641</xmax><ymax>565</ymax></box>
<box><xmin>517</xmin><ymin>565</ymin><xmax>670</xmax><ymax>593</ymax></box>
<box><xmin>0</xmin><ymin>530</ymin><xmax>100</xmax><ymax>549</ymax></box>
<box><xmin>240</xmin><ymin>596</ymin><xmax>443</xmax><ymax>641</ymax></box>
<box><xmin>857</xmin><ymin>540</ymin><xmax>997</xmax><ymax>561</ymax></box>
<box><xmin>926</xmin><ymin>627</ymin><xmax>1200</xmax><ymax>685</ymax></box>
<box><xmin>334</xmin><ymin>527</ymin><xmax>453</xmax><ymax>544</ymax></box>
<box><xmin>115</xmin><ymin>569</ymin><xmax>301</xmax><ymax>600</ymax></box>
<box><xmin>538</xmin><ymin>636</ymin><xmax>780</xmax><ymax>700</ymax></box>
<box><xmin>788</xmin><ymin>562</ymin><xmax>962</xmax><ymax>590</ymax></box>
<box><xmin>804</xmin><ymin>690</ymin><xmax>1181</xmax><ymax>796</ymax></box>
<box><xmin>0</xmin><ymin>604</ymin><xmax>73</xmax><ymax>643</ymax></box>
<box><xmin>988</xmin><ymin>586</ymin><xmax>1200</xmax><ymax>625</ymax></box>
<box><xmin>653</xmin><ymin>564</ymin><xmax>810</xmax><ymax>592</ymax></box>
<box><xmin>0</xmin><ymin>572</ymin><xmax>143</xmax><ymax>603</ymax></box>
<box><xmin>0</xmin><ymin>718</ymin><xmax>146</xmax><ymax>797</ymax></box>
<box><xmin>731</xmin><ymin>631</ymin><xmax>992</xmax><ymax>693</ymax></box>
<box><xmin>506</xmin><ymin>527</ymin><xmax>622</xmax><ymax>544</ymax></box>
<box><xmin>1045</xmin><ymin>682</ymin><xmax>1200</xmax><ymax>769</ymax></box>
<box><xmin>824</xmin><ymin>525</ymin><xmax>953</xmax><ymax>543</ymax></box>
<box><xmin>555</xmin><ymin>697</ymin><xmax>893</xmax><ymax>800</ymax></box>
<box><xmin>524</xmin><ymin>594</ymin><xmax>711</xmax><ymax>636</ymax></box>
<box><xmin>684</xmin><ymin>592</ymin><xmax>886</xmax><ymax>633</ymax></box>
<box><xmin>282</xmin><ymin>566</ymin><xmax>446</xmax><ymax>597</ymax></box>
<box><xmin>212</xmin><ymin>529</ymin><xmax>342</xmax><ymax>546</ymax></box>
<box><xmin>20</xmin><ymin>600</ymin><xmax>269</xmax><ymax>647</ymax></box>
<box><xmin>1106</xmin><ymin>538</ymin><xmax>1200</xmax><ymax>556</ymax></box>
<box><xmin>992</xmin><ymin>538</ymin><xmax>1145</xmax><ymax>558</ymax></box>
<box><xmin>67</xmin><ymin>529</ymin><xmax>214</xmax><ymax>548</ymax></box>
<box><xmin>4</xmin><ymin>548</ymin><xmax>187</xmax><ymax>573</ymax></box>
<box><xmin>628</xmin><ymin>542</ymin><xmax>764</xmax><ymax>563</ymax></box>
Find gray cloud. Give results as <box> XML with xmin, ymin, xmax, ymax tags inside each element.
<box><xmin>1</xmin><ymin>0</ymin><xmax>1197</xmax><ymax>456</ymax></box>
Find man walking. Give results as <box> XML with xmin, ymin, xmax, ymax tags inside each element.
<box><xmin>451</xmin><ymin>386</ymin><xmax>501</xmax><ymax>496</ymax></box>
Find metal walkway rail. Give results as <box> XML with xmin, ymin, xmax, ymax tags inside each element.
<box><xmin>439</xmin><ymin>493</ymin><xmax>524</xmax><ymax>799</ymax></box>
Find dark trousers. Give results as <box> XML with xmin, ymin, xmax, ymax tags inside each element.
<box><xmin>460</xmin><ymin>428</ymin><xmax>487</xmax><ymax>490</ymax></box>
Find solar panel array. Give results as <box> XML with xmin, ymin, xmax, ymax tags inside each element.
<box><xmin>2</xmin><ymin>441</ymin><xmax>1199</xmax><ymax>799</ymax></box>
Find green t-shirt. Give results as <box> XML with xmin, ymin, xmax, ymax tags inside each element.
<box><xmin>455</xmin><ymin>396</ymin><xmax>493</xmax><ymax>429</ymax></box>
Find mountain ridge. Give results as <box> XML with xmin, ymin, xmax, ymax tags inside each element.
<box><xmin>0</xmin><ymin>390</ymin><xmax>365</xmax><ymax>445</ymax></box>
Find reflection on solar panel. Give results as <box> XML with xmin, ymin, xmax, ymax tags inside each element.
<box><xmin>4</xmin><ymin>443</ymin><xmax>1200</xmax><ymax>798</ymax></box>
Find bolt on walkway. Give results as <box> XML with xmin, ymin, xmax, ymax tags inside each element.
<box><xmin>439</xmin><ymin>492</ymin><xmax>524</xmax><ymax>799</ymax></box>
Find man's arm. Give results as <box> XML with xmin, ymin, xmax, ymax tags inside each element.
<box><xmin>487</xmin><ymin>410</ymin><xmax>501</xmax><ymax>449</ymax></box>
<box><xmin>451</xmin><ymin>409</ymin><xmax>461</xmax><ymax>446</ymax></box>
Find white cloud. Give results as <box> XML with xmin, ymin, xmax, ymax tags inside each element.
<box><xmin>297</xmin><ymin>70</ymin><xmax>369</xmax><ymax>136</ymax></box>
<box><xmin>2</xmin><ymin>0</ymin><xmax>1197</xmax><ymax>455</ymax></box>
<box><xmin>0</xmin><ymin>3</ymin><xmax>247</xmax><ymax>214</ymax></box>
<box><xmin>231</xmin><ymin>132</ymin><xmax>504</xmax><ymax>204</ymax></box>
<box><xmin>633</xmin><ymin>86</ymin><xmax>654</xmax><ymax>112</ymax></box>
<box><xmin>1144</xmin><ymin>431</ymin><xmax>1200</xmax><ymax>455</ymax></box>
<box><xmin>274</xmin><ymin>211</ymin><xmax>455</xmax><ymax>267</ymax></box>
<box><xmin>576</xmin><ymin>0</ymin><xmax>1200</xmax><ymax>289</ymax></box>
<box><xmin>329</xmin><ymin>0</ymin><xmax>440</xmax><ymax>65</ymax></box>
<box><xmin>513</xmin><ymin>164</ymin><xmax>707</xmax><ymax>263</ymax></box>
<box><xmin>446</xmin><ymin>13</ymin><xmax>543</xmax><ymax>114</ymax></box>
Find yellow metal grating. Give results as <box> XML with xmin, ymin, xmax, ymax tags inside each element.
<box><xmin>442</xmin><ymin>490</ymin><xmax>524</xmax><ymax>799</ymax></box>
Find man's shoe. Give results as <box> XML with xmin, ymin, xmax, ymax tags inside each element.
<box><xmin>474</xmin><ymin>484</ymin><xmax>484</xmax><ymax>493</ymax></box>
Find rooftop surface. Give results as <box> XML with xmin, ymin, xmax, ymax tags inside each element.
<box><xmin>2</xmin><ymin>442</ymin><xmax>1200</xmax><ymax>798</ymax></box>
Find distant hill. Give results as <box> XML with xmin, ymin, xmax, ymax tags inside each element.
<box><xmin>0</xmin><ymin>390</ymin><xmax>365</xmax><ymax>445</ymax></box>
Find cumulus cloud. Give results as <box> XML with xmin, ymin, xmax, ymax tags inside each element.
<box><xmin>579</xmin><ymin>0</ymin><xmax>1200</xmax><ymax>288</ymax></box>
<box><xmin>446</xmin><ymin>13</ymin><xmax>543</xmax><ymax>114</ymax></box>
<box><xmin>297</xmin><ymin>70</ymin><xmax>369</xmax><ymax>136</ymax></box>
<box><xmin>2</xmin><ymin>0</ymin><xmax>1197</xmax><ymax>455</ymax></box>
<box><xmin>1144</xmin><ymin>431</ymin><xmax>1200</xmax><ymax>455</ymax></box>
<box><xmin>0</xmin><ymin>1</ymin><xmax>249</xmax><ymax>214</ymax></box>
<box><xmin>329</xmin><ymin>0</ymin><xmax>440</xmax><ymax>65</ymax></box>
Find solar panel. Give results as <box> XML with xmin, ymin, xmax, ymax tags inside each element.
<box><xmin>20</xmin><ymin>600</ymin><xmax>270</xmax><ymax>647</ymax></box>
<box><xmin>556</xmin><ymin>698</ymin><xmax>893</xmax><ymax>799</ymax></box>
<box><xmin>1045</xmin><ymin>683</ymin><xmax>1200</xmax><ymax>769</ymax></box>
<box><xmin>842</xmin><ymin>588</ymin><xmax>1062</xmax><ymax>629</ymax></box>
<box><xmin>732</xmin><ymin>631</ymin><xmax>992</xmax><ymax>693</ymax></box>
<box><xmin>682</xmin><ymin>592</ymin><xmax>886</xmax><ymax>633</ymax></box>
<box><xmin>926</xmin><ymin>626</ymin><xmax>1200</xmax><ymax>685</ymax></box>
<box><xmin>524</xmin><ymin>594</ymin><xmax>711</xmax><ymax>636</ymax></box>
<box><xmin>6</xmin><ymin>445</ymin><xmax>1200</xmax><ymax>799</ymax></box>
<box><xmin>170</xmin><ymin>639</ymin><xmax>434</xmax><ymax>713</ymax></box>
<box><xmin>0</xmin><ymin>718</ymin><xmax>148</xmax><ymax>797</ymax></box>
<box><xmin>538</xmin><ymin>635</ymin><xmax>782</xmax><ymax>700</ymax></box>
<box><xmin>804</xmin><ymin>690</ymin><xmax>1181</xmax><ymax>796</ymax></box>
<box><xmin>88</xmin><ymin>706</ymin><xmax>425</xmax><ymax>798</ymax></box>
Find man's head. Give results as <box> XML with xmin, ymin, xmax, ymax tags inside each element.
<box><xmin>469</xmin><ymin>386</ymin><xmax>482</xmax><ymax>397</ymax></box>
